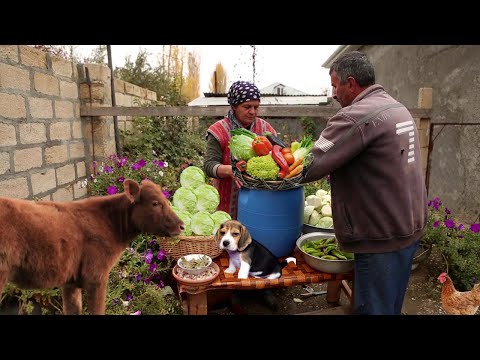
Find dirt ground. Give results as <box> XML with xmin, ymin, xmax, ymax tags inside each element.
<box><xmin>207</xmin><ymin>246</ymin><xmax>447</xmax><ymax>315</ymax></box>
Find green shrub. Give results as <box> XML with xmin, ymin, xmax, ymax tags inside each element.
<box><xmin>104</xmin><ymin>234</ymin><xmax>182</xmax><ymax>315</ymax></box>
<box><xmin>423</xmin><ymin>197</ymin><xmax>480</xmax><ymax>291</ymax></box>
<box><xmin>122</xmin><ymin>115</ymin><xmax>206</xmax><ymax>169</ymax></box>
<box><xmin>304</xmin><ymin>176</ymin><xmax>331</xmax><ymax>197</ymax></box>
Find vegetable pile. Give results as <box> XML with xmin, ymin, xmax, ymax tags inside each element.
<box><xmin>172</xmin><ymin>166</ymin><xmax>231</xmax><ymax>236</ymax></box>
<box><xmin>229</xmin><ymin>128</ymin><xmax>314</xmax><ymax>181</ymax></box>
<box><xmin>301</xmin><ymin>237</ymin><xmax>354</xmax><ymax>260</ymax></box>
<box><xmin>304</xmin><ymin>188</ymin><xmax>333</xmax><ymax>229</ymax></box>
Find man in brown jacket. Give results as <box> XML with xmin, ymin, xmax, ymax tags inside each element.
<box><xmin>302</xmin><ymin>51</ymin><xmax>428</xmax><ymax>315</ymax></box>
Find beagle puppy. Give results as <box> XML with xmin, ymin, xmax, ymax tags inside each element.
<box><xmin>216</xmin><ymin>220</ymin><xmax>296</xmax><ymax>280</ymax></box>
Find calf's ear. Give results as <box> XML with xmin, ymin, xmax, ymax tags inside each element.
<box><xmin>124</xmin><ymin>179</ymin><xmax>140</xmax><ymax>203</ymax></box>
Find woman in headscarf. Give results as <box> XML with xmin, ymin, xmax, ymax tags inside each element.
<box><xmin>203</xmin><ymin>80</ymin><xmax>277</xmax><ymax>219</ymax></box>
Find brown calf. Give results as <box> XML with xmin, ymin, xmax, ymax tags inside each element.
<box><xmin>0</xmin><ymin>179</ymin><xmax>184</xmax><ymax>314</ymax></box>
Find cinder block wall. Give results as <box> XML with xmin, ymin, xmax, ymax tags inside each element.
<box><xmin>0</xmin><ymin>45</ymin><xmax>156</xmax><ymax>201</ymax></box>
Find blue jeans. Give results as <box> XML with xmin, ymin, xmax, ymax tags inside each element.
<box><xmin>353</xmin><ymin>240</ymin><xmax>419</xmax><ymax>315</ymax></box>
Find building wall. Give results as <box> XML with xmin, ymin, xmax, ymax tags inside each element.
<box><xmin>0</xmin><ymin>45</ymin><xmax>156</xmax><ymax>201</ymax></box>
<box><xmin>359</xmin><ymin>45</ymin><xmax>480</xmax><ymax>222</ymax></box>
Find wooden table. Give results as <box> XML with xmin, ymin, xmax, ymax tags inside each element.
<box><xmin>175</xmin><ymin>250</ymin><xmax>354</xmax><ymax>315</ymax></box>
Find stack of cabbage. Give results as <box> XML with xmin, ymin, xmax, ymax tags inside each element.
<box><xmin>171</xmin><ymin>166</ymin><xmax>231</xmax><ymax>236</ymax></box>
<box><xmin>304</xmin><ymin>189</ymin><xmax>333</xmax><ymax>229</ymax></box>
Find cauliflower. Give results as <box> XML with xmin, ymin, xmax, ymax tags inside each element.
<box><xmin>246</xmin><ymin>154</ymin><xmax>280</xmax><ymax>180</ymax></box>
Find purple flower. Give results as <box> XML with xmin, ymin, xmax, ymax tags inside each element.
<box><xmin>457</xmin><ymin>224</ymin><xmax>465</xmax><ymax>231</ymax></box>
<box><xmin>153</xmin><ymin>160</ymin><xmax>166</xmax><ymax>168</ymax></box>
<box><xmin>126</xmin><ymin>294</ymin><xmax>133</xmax><ymax>301</ymax></box>
<box><xmin>149</xmin><ymin>263</ymin><xmax>158</xmax><ymax>272</ymax></box>
<box><xmin>433</xmin><ymin>221</ymin><xmax>440</xmax><ymax>228</ymax></box>
<box><xmin>429</xmin><ymin>197</ymin><xmax>441</xmax><ymax>210</ymax></box>
<box><xmin>157</xmin><ymin>250</ymin><xmax>167</xmax><ymax>261</ymax></box>
<box><xmin>131</xmin><ymin>159</ymin><xmax>146</xmax><ymax>170</ymax></box>
<box><xmin>112</xmin><ymin>299</ymin><xmax>119</xmax><ymax>305</ymax></box>
<box><xmin>157</xmin><ymin>280</ymin><xmax>165</xmax><ymax>289</ymax></box>
<box><xmin>470</xmin><ymin>223</ymin><xmax>480</xmax><ymax>233</ymax></box>
<box><xmin>135</xmin><ymin>273</ymin><xmax>142</xmax><ymax>282</ymax></box>
<box><xmin>145</xmin><ymin>249</ymin><xmax>153</xmax><ymax>264</ymax></box>
<box><xmin>445</xmin><ymin>208</ymin><xmax>451</xmax><ymax>215</ymax></box>
<box><xmin>117</xmin><ymin>176</ymin><xmax>125</xmax><ymax>183</ymax></box>
<box><xmin>444</xmin><ymin>219</ymin><xmax>455</xmax><ymax>229</ymax></box>
<box><xmin>162</xmin><ymin>191</ymin><xmax>170</xmax><ymax>199</ymax></box>
<box><xmin>107</xmin><ymin>185</ymin><xmax>118</xmax><ymax>195</ymax></box>
<box><xmin>117</xmin><ymin>157</ymin><xmax>128</xmax><ymax>167</ymax></box>
<box><xmin>104</xmin><ymin>166</ymin><xmax>113</xmax><ymax>174</ymax></box>
<box><xmin>130</xmin><ymin>310</ymin><xmax>142</xmax><ymax>315</ymax></box>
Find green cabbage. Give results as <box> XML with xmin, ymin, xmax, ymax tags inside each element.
<box><xmin>193</xmin><ymin>184</ymin><xmax>220</xmax><ymax>213</ymax></box>
<box><xmin>191</xmin><ymin>211</ymin><xmax>215</xmax><ymax>236</ymax></box>
<box><xmin>317</xmin><ymin>216</ymin><xmax>333</xmax><ymax>229</ymax></box>
<box><xmin>173</xmin><ymin>209</ymin><xmax>193</xmax><ymax>235</ymax></box>
<box><xmin>304</xmin><ymin>205</ymin><xmax>315</xmax><ymax>223</ymax></box>
<box><xmin>180</xmin><ymin>166</ymin><xmax>205</xmax><ymax>189</ymax></box>
<box><xmin>229</xmin><ymin>134</ymin><xmax>256</xmax><ymax>161</ymax></box>
<box><xmin>211</xmin><ymin>211</ymin><xmax>232</xmax><ymax>234</ymax></box>
<box><xmin>173</xmin><ymin>187</ymin><xmax>198</xmax><ymax>213</ymax></box>
<box><xmin>321</xmin><ymin>204</ymin><xmax>332</xmax><ymax>216</ymax></box>
<box><xmin>309</xmin><ymin>209</ymin><xmax>321</xmax><ymax>226</ymax></box>
<box><xmin>211</xmin><ymin>210</ymin><xmax>231</xmax><ymax>225</ymax></box>
<box><xmin>305</xmin><ymin>195</ymin><xmax>322</xmax><ymax>208</ymax></box>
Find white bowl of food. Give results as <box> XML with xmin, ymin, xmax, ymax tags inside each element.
<box><xmin>177</xmin><ymin>254</ymin><xmax>212</xmax><ymax>275</ymax></box>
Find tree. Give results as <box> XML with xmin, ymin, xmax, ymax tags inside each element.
<box><xmin>182</xmin><ymin>50</ymin><xmax>201</xmax><ymax>102</ymax></box>
<box><xmin>209</xmin><ymin>62</ymin><xmax>227</xmax><ymax>93</ymax></box>
<box><xmin>113</xmin><ymin>48</ymin><xmax>191</xmax><ymax>106</ymax></box>
<box><xmin>33</xmin><ymin>45</ymin><xmax>70</xmax><ymax>60</ymax></box>
<box><xmin>83</xmin><ymin>45</ymin><xmax>107</xmax><ymax>65</ymax></box>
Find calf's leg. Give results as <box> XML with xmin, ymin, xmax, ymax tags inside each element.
<box><xmin>84</xmin><ymin>280</ymin><xmax>108</xmax><ymax>315</ymax></box>
<box><xmin>0</xmin><ymin>271</ymin><xmax>9</xmax><ymax>305</ymax></box>
<box><xmin>62</xmin><ymin>284</ymin><xmax>83</xmax><ymax>314</ymax></box>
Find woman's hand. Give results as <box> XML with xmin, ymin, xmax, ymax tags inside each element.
<box><xmin>217</xmin><ymin>164</ymin><xmax>243</xmax><ymax>188</ymax></box>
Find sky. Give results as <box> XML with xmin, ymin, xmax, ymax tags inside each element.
<box><xmin>74</xmin><ymin>45</ymin><xmax>340</xmax><ymax>96</ymax></box>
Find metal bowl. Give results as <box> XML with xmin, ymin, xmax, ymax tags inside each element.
<box><xmin>296</xmin><ymin>232</ymin><xmax>354</xmax><ymax>274</ymax></box>
<box><xmin>411</xmin><ymin>243</ymin><xmax>432</xmax><ymax>271</ymax></box>
<box><xmin>303</xmin><ymin>223</ymin><xmax>335</xmax><ymax>234</ymax></box>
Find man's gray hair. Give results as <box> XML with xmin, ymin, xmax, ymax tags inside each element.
<box><xmin>330</xmin><ymin>51</ymin><xmax>375</xmax><ymax>87</ymax></box>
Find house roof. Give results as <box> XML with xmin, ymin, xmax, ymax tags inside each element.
<box><xmin>189</xmin><ymin>82</ymin><xmax>328</xmax><ymax>106</ymax></box>
<box><xmin>260</xmin><ymin>82</ymin><xmax>307</xmax><ymax>95</ymax></box>
<box><xmin>322</xmin><ymin>45</ymin><xmax>361</xmax><ymax>68</ymax></box>
<box><xmin>188</xmin><ymin>95</ymin><xmax>328</xmax><ymax>106</ymax></box>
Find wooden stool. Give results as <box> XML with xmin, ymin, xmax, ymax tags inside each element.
<box><xmin>175</xmin><ymin>250</ymin><xmax>354</xmax><ymax>315</ymax></box>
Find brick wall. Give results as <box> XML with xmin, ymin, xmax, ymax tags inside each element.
<box><xmin>0</xmin><ymin>45</ymin><xmax>156</xmax><ymax>201</ymax></box>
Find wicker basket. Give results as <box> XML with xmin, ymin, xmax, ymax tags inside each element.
<box><xmin>232</xmin><ymin>154</ymin><xmax>312</xmax><ymax>191</ymax></box>
<box><xmin>157</xmin><ymin>235</ymin><xmax>223</xmax><ymax>260</ymax></box>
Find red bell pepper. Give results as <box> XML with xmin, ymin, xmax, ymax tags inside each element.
<box><xmin>252</xmin><ymin>136</ymin><xmax>273</xmax><ymax>156</ymax></box>
<box><xmin>235</xmin><ymin>160</ymin><xmax>247</xmax><ymax>172</ymax></box>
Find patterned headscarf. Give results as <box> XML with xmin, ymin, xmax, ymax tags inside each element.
<box><xmin>227</xmin><ymin>81</ymin><xmax>261</xmax><ymax>106</ymax></box>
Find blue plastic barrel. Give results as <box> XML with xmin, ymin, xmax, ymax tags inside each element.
<box><xmin>237</xmin><ymin>186</ymin><xmax>304</xmax><ymax>257</ymax></box>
